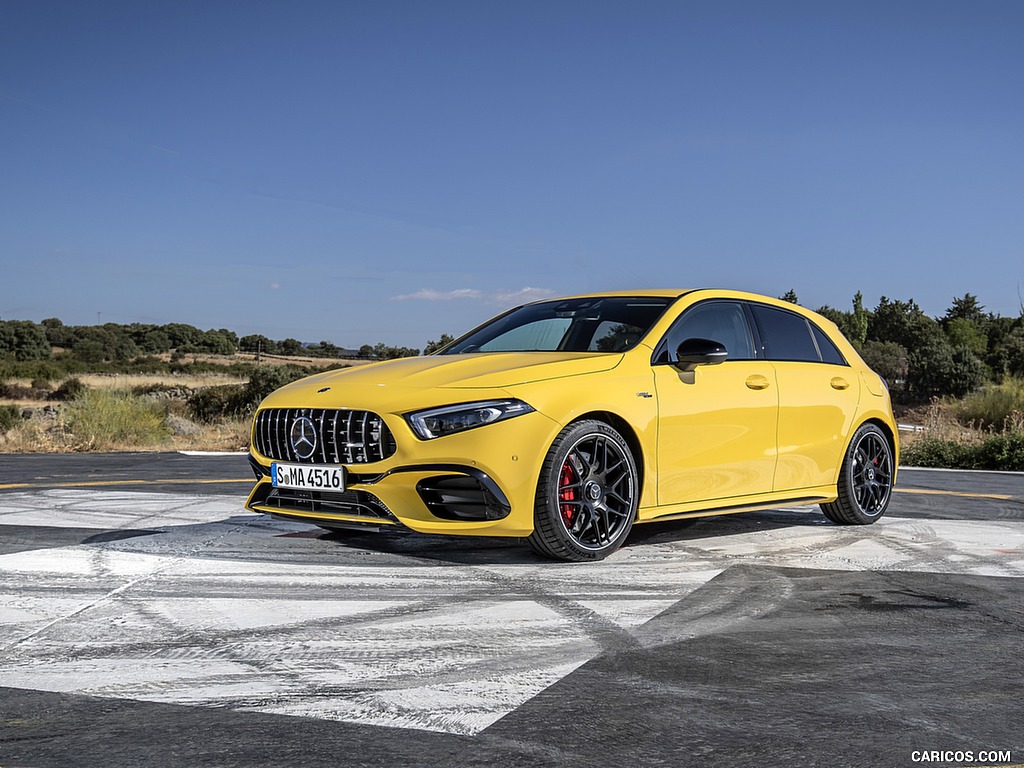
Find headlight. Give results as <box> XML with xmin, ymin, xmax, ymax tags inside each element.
<box><xmin>405</xmin><ymin>399</ymin><xmax>535</xmax><ymax>440</ymax></box>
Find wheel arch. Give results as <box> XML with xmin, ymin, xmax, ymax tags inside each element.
<box><xmin>567</xmin><ymin>410</ymin><xmax>647</xmax><ymax>508</ymax></box>
<box><xmin>858</xmin><ymin>416</ymin><xmax>899</xmax><ymax>472</ymax></box>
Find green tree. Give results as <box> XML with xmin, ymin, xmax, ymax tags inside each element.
<box><xmin>279</xmin><ymin>338</ymin><xmax>304</xmax><ymax>356</ymax></box>
<box><xmin>868</xmin><ymin>297</ymin><xmax>942</xmax><ymax>349</ymax></box>
<box><xmin>815</xmin><ymin>305</ymin><xmax>853</xmax><ymax>338</ymax></box>
<box><xmin>908</xmin><ymin>341</ymin><xmax>986</xmax><ymax>399</ymax></box>
<box><xmin>41</xmin><ymin>318</ymin><xmax>75</xmax><ymax>347</ymax></box>
<box><xmin>850</xmin><ymin>291</ymin><xmax>869</xmax><ymax>348</ymax></box>
<box><xmin>943</xmin><ymin>293</ymin><xmax>986</xmax><ymax>325</ymax></box>
<box><xmin>945</xmin><ymin>317</ymin><xmax>987</xmax><ymax>357</ymax></box>
<box><xmin>139</xmin><ymin>329</ymin><xmax>172</xmax><ymax>354</ymax></box>
<box><xmin>0</xmin><ymin>320</ymin><xmax>51</xmax><ymax>361</ymax></box>
<box><xmin>239</xmin><ymin>334</ymin><xmax>277</xmax><ymax>355</ymax></box>
<box><xmin>193</xmin><ymin>329</ymin><xmax>236</xmax><ymax>355</ymax></box>
<box><xmin>859</xmin><ymin>340</ymin><xmax>909</xmax><ymax>389</ymax></box>
<box><xmin>72</xmin><ymin>338</ymin><xmax>106</xmax><ymax>363</ymax></box>
<box><xmin>996</xmin><ymin>327</ymin><xmax>1024</xmax><ymax>377</ymax></box>
<box><xmin>779</xmin><ymin>289</ymin><xmax>799</xmax><ymax>304</ymax></box>
<box><xmin>160</xmin><ymin>323</ymin><xmax>203</xmax><ymax>349</ymax></box>
<box><xmin>310</xmin><ymin>340</ymin><xmax>340</xmax><ymax>358</ymax></box>
<box><xmin>424</xmin><ymin>333</ymin><xmax>455</xmax><ymax>354</ymax></box>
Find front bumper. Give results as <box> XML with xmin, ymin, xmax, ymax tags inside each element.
<box><xmin>244</xmin><ymin>408</ymin><xmax>556</xmax><ymax>537</ymax></box>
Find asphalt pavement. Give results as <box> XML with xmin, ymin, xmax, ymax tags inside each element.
<box><xmin>0</xmin><ymin>453</ymin><xmax>1021</xmax><ymax>768</ymax></box>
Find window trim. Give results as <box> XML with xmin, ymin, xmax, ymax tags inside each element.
<box><xmin>651</xmin><ymin>299</ymin><xmax>761</xmax><ymax>366</ymax></box>
<box><xmin>746</xmin><ymin>301</ymin><xmax>849</xmax><ymax>367</ymax></box>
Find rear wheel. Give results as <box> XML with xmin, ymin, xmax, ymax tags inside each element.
<box><xmin>821</xmin><ymin>423</ymin><xmax>894</xmax><ymax>525</ymax></box>
<box><xmin>528</xmin><ymin>420</ymin><xmax>639</xmax><ymax>562</ymax></box>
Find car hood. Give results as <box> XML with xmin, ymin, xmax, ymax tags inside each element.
<box><xmin>260</xmin><ymin>352</ymin><xmax>623</xmax><ymax>413</ymax></box>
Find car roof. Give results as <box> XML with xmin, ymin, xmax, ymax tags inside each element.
<box><xmin>529</xmin><ymin>289</ymin><xmax>694</xmax><ymax>302</ymax></box>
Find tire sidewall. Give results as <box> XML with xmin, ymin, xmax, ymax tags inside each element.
<box><xmin>840</xmin><ymin>423</ymin><xmax>893</xmax><ymax>522</ymax></box>
<box><xmin>535</xmin><ymin>420</ymin><xmax>639</xmax><ymax>561</ymax></box>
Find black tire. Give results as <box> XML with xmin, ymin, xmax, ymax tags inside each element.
<box><xmin>527</xmin><ymin>420</ymin><xmax>639</xmax><ymax>562</ymax></box>
<box><xmin>821</xmin><ymin>423</ymin><xmax>894</xmax><ymax>525</ymax></box>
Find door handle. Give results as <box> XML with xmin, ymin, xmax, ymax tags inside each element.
<box><xmin>745</xmin><ymin>375</ymin><xmax>770</xmax><ymax>390</ymax></box>
<box><xmin>830</xmin><ymin>377</ymin><xmax>850</xmax><ymax>390</ymax></box>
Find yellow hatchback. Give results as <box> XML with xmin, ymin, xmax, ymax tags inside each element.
<box><xmin>245</xmin><ymin>289</ymin><xmax>898</xmax><ymax>561</ymax></box>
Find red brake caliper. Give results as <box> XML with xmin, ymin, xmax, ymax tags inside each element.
<box><xmin>558</xmin><ymin>458</ymin><xmax>577</xmax><ymax>523</ymax></box>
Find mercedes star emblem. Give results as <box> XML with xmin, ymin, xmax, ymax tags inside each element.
<box><xmin>290</xmin><ymin>416</ymin><xmax>318</xmax><ymax>459</ymax></box>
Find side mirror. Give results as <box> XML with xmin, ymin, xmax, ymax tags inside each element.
<box><xmin>674</xmin><ymin>338</ymin><xmax>728</xmax><ymax>372</ymax></box>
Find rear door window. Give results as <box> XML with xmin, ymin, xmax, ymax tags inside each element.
<box><xmin>750</xmin><ymin>305</ymin><xmax>820</xmax><ymax>362</ymax></box>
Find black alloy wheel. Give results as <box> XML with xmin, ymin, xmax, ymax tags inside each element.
<box><xmin>528</xmin><ymin>420</ymin><xmax>639</xmax><ymax>562</ymax></box>
<box><xmin>821</xmin><ymin>423</ymin><xmax>894</xmax><ymax>525</ymax></box>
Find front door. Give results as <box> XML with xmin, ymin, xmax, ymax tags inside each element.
<box><xmin>651</xmin><ymin>300</ymin><xmax>778</xmax><ymax>506</ymax></box>
<box><xmin>653</xmin><ymin>361</ymin><xmax>778</xmax><ymax>504</ymax></box>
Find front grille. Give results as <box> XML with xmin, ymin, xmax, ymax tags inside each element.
<box><xmin>254</xmin><ymin>408</ymin><xmax>397</xmax><ymax>464</ymax></box>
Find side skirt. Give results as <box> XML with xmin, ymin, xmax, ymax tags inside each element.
<box><xmin>637</xmin><ymin>492</ymin><xmax>834</xmax><ymax>525</ymax></box>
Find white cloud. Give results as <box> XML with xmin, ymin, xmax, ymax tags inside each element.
<box><xmin>390</xmin><ymin>287</ymin><xmax>557</xmax><ymax>304</ymax></box>
<box><xmin>391</xmin><ymin>288</ymin><xmax>482</xmax><ymax>301</ymax></box>
<box><xmin>491</xmin><ymin>287</ymin><xmax>559</xmax><ymax>304</ymax></box>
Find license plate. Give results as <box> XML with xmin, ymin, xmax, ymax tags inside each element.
<box><xmin>271</xmin><ymin>463</ymin><xmax>347</xmax><ymax>491</ymax></box>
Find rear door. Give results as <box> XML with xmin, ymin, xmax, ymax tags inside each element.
<box><xmin>748</xmin><ymin>303</ymin><xmax>860</xmax><ymax>493</ymax></box>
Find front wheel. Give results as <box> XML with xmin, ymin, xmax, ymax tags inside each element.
<box><xmin>528</xmin><ymin>420</ymin><xmax>639</xmax><ymax>562</ymax></box>
<box><xmin>821</xmin><ymin>423</ymin><xmax>894</xmax><ymax>525</ymax></box>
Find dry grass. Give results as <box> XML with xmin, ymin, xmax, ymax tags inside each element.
<box><xmin>155</xmin><ymin>351</ymin><xmax>361</xmax><ymax>369</ymax></box>
<box><xmin>5</xmin><ymin>373</ymin><xmax>247</xmax><ymax>391</ymax></box>
<box><xmin>899</xmin><ymin>396</ymin><xmax>1024</xmax><ymax>470</ymax></box>
<box><xmin>0</xmin><ymin>356</ymin><xmax>353</xmax><ymax>454</ymax></box>
<box><xmin>0</xmin><ymin>386</ymin><xmax>252</xmax><ymax>454</ymax></box>
<box><xmin>0</xmin><ymin>413</ymin><xmax>251</xmax><ymax>454</ymax></box>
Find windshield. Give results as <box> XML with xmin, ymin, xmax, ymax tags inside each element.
<box><xmin>442</xmin><ymin>297</ymin><xmax>674</xmax><ymax>354</ymax></box>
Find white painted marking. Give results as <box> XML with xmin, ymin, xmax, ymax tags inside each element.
<box><xmin>177</xmin><ymin>451</ymin><xmax>249</xmax><ymax>456</ymax></box>
<box><xmin>0</xmin><ymin>492</ymin><xmax>1021</xmax><ymax>736</ymax></box>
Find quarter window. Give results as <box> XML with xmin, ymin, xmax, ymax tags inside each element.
<box><xmin>811</xmin><ymin>323</ymin><xmax>846</xmax><ymax>365</ymax></box>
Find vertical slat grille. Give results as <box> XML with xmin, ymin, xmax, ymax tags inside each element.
<box><xmin>253</xmin><ymin>408</ymin><xmax>396</xmax><ymax>464</ymax></box>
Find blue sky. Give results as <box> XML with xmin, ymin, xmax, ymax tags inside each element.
<box><xmin>2</xmin><ymin>1</ymin><xmax>1022</xmax><ymax>349</ymax></box>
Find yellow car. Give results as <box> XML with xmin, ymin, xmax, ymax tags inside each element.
<box><xmin>245</xmin><ymin>289</ymin><xmax>898</xmax><ymax>561</ymax></box>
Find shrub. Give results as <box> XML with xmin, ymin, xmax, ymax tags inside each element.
<box><xmin>243</xmin><ymin>365</ymin><xmax>309</xmax><ymax>404</ymax></box>
<box><xmin>63</xmin><ymin>389</ymin><xmax>169</xmax><ymax>450</ymax></box>
<box><xmin>188</xmin><ymin>384</ymin><xmax>247</xmax><ymax>423</ymax></box>
<box><xmin>908</xmin><ymin>341</ymin><xmax>987</xmax><ymax>400</ymax></box>
<box><xmin>0</xmin><ymin>382</ymin><xmax>48</xmax><ymax>401</ymax></box>
<box><xmin>901</xmin><ymin>437</ymin><xmax>975</xmax><ymax>469</ymax></box>
<box><xmin>860</xmin><ymin>340</ymin><xmax>909</xmax><ymax>391</ymax></box>
<box><xmin>50</xmin><ymin>377</ymin><xmax>88</xmax><ymax>401</ymax></box>
<box><xmin>902</xmin><ymin>429</ymin><xmax>1024</xmax><ymax>471</ymax></box>
<box><xmin>955</xmin><ymin>378</ymin><xmax>1024</xmax><ymax>431</ymax></box>
<box><xmin>975</xmin><ymin>431</ymin><xmax>1024</xmax><ymax>471</ymax></box>
<box><xmin>0</xmin><ymin>404</ymin><xmax>22</xmax><ymax>432</ymax></box>
<box><xmin>185</xmin><ymin>365</ymin><xmax>311</xmax><ymax>422</ymax></box>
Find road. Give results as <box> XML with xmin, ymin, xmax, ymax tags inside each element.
<box><xmin>0</xmin><ymin>453</ymin><xmax>1022</xmax><ymax>768</ymax></box>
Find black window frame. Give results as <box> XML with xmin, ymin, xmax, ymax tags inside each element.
<box><xmin>652</xmin><ymin>299</ymin><xmax>761</xmax><ymax>365</ymax></box>
<box><xmin>747</xmin><ymin>302</ymin><xmax>849</xmax><ymax>366</ymax></box>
